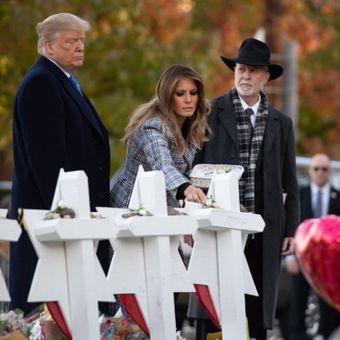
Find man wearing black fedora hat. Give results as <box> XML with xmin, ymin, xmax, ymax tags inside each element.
<box><xmin>188</xmin><ymin>38</ymin><xmax>300</xmax><ymax>339</ymax></box>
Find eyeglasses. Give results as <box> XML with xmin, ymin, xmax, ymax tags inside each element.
<box><xmin>312</xmin><ymin>167</ymin><xmax>329</xmax><ymax>172</ymax></box>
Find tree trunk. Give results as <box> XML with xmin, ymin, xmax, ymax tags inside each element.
<box><xmin>263</xmin><ymin>0</ymin><xmax>284</xmax><ymax>110</ymax></box>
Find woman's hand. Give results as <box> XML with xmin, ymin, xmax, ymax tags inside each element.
<box><xmin>184</xmin><ymin>185</ymin><xmax>206</xmax><ymax>204</ymax></box>
<box><xmin>183</xmin><ymin>234</ymin><xmax>194</xmax><ymax>247</ymax></box>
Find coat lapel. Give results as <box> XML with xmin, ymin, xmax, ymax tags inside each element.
<box><xmin>64</xmin><ymin>80</ymin><xmax>105</xmax><ymax>139</ymax></box>
<box><xmin>263</xmin><ymin>107</ymin><xmax>280</xmax><ymax>157</ymax></box>
<box><xmin>183</xmin><ymin>145</ymin><xmax>195</xmax><ymax>170</ymax></box>
<box><xmin>216</xmin><ymin>94</ymin><xmax>239</xmax><ymax>149</ymax></box>
<box><xmin>328</xmin><ymin>188</ymin><xmax>339</xmax><ymax>213</ymax></box>
<box><xmin>37</xmin><ymin>56</ymin><xmax>105</xmax><ymax>140</ymax></box>
<box><xmin>305</xmin><ymin>186</ymin><xmax>313</xmax><ymax>217</ymax></box>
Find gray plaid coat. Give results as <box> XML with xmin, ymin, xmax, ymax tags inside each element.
<box><xmin>110</xmin><ymin>117</ymin><xmax>195</xmax><ymax>208</ymax></box>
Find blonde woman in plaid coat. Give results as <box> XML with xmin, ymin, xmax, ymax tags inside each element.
<box><xmin>110</xmin><ymin>64</ymin><xmax>210</xmax><ymax>208</ymax></box>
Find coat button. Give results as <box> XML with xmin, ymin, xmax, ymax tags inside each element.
<box><xmin>99</xmin><ymin>193</ymin><xmax>105</xmax><ymax>199</ymax></box>
<box><xmin>98</xmin><ymin>166</ymin><xmax>103</xmax><ymax>171</ymax></box>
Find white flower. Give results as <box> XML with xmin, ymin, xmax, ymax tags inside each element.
<box><xmin>137</xmin><ymin>208</ymin><xmax>149</xmax><ymax>216</ymax></box>
<box><xmin>57</xmin><ymin>200</ymin><xmax>67</xmax><ymax>209</ymax></box>
<box><xmin>0</xmin><ymin>309</ymin><xmax>28</xmax><ymax>335</ymax></box>
<box><xmin>204</xmin><ymin>196</ymin><xmax>220</xmax><ymax>208</ymax></box>
<box><xmin>176</xmin><ymin>331</ymin><xmax>187</xmax><ymax>339</ymax></box>
<box><xmin>122</xmin><ymin>206</ymin><xmax>152</xmax><ymax>218</ymax></box>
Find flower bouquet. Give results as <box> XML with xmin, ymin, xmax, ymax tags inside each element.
<box><xmin>0</xmin><ymin>309</ymin><xmax>28</xmax><ymax>340</ymax></box>
<box><xmin>99</xmin><ymin>311</ymin><xmax>147</xmax><ymax>340</ymax></box>
<box><xmin>204</xmin><ymin>196</ymin><xmax>220</xmax><ymax>209</ymax></box>
<box><xmin>0</xmin><ymin>305</ymin><xmax>65</xmax><ymax>340</ymax></box>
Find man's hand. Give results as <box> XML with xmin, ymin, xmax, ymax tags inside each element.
<box><xmin>281</xmin><ymin>237</ymin><xmax>295</xmax><ymax>256</ymax></box>
<box><xmin>284</xmin><ymin>255</ymin><xmax>300</xmax><ymax>274</ymax></box>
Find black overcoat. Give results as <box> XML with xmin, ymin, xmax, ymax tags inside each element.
<box><xmin>193</xmin><ymin>92</ymin><xmax>300</xmax><ymax>328</ymax></box>
<box><xmin>300</xmin><ymin>185</ymin><xmax>340</xmax><ymax>220</ymax></box>
<box><xmin>9</xmin><ymin>56</ymin><xmax>110</xmax><ymax>313</ymax></box>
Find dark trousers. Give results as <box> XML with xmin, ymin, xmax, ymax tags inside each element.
<box><xmin>244</xmin><ymin>236</ymin><xmax>267</xmax><ymax>340</ymax></box>
<box><xmin>9</xmin><ymin>232</ymin><xmax>40</xmax><ymax>315</ymax></box>
<box><xmin>195</xmin><ymin>318</ymin><xmax>219</xmax><ymax>340</ymax></box>
<box><xmin>288</xmin><ymin>272</ymin><xmax>310</xmax><ymax>340</ymax></box>
<box><xmin>288</xmin><ymin>271</ymin><xmax>340</xmax><ymax>339</ymax></box>
<box><xmin>318</xmin><ymin>296</ymin><xmax>340</xmax><ymax>338</ymax></box>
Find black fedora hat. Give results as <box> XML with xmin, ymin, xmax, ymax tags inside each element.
<box><xmin>220</xmin><ymin>38</ymin><xmax>283</xmax><ymax>81</ymax></box>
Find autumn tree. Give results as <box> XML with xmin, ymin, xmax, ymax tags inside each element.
<box><xmin>0</xmin><ymin>0</ymin><xmax>340</xmax><ymax>181</ymax></box>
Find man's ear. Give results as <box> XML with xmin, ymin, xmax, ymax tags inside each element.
<box><xmin>262</xmin><ymin>72</ymin><xmax>270</xmax><ymax>86</ymax></box>
<box><xmin>44</xmin><ymin>40</ymin><xmax>54</xmax><ymax>55</ymax></box>
<box><xmin>265</xmin><ymin>71</ymin><xmax>271</xmax><ymax>82</ymax></box>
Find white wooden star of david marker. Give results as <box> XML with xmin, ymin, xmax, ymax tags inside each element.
<box><xmin>0</xmin><ymin>209</ymin><xmax>21</xmax><ymax>302</ymax></box>
<box><xmin>97</xmin><ymin>165</ymin><xmax>198</xmax><ymax>340</ymax></box>
<box><xmin>182</xmin><ymin>167</ymin><xmax>265</xmax><ymax>340</ymax></box>
<box><xmin>25</xmin><ymin>169</ymin><xmax>117</xmax><ymax>340</ymax></box>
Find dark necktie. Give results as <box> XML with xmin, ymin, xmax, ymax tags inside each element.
<box><xmin>245</xmin><ymin>108</ymin><xmax>254</xmax><ymax>130</ymax></box>
<box><xmin>314</xmin><ymin>189</ymin><xmax>323</xmax><ymax>217</ymax></box>
<box><xmin>69</xmin><ymin>75</ymin><xmax>82</xmax><ymax>95</ymax></box>
<box><xmin>69</xmin><ymin>75</ymin><xmax>101</xmax><ymax>134</ymax></box>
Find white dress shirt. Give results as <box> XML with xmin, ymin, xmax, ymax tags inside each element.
<box><xmin>240</xmin><ymin>96</ymin><xmax>261</xmax><ymax>127</ymax></box>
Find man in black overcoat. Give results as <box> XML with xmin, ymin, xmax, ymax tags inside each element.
<box><xmin>286</xmin><ymin>153</ymin><xmax>340</xmax><ymax>339</ymax></box>
<box><xmin>188</xmin><ymin>38</ymin><xmax>300</xmax><ymax>340</ymax></box>
<box><xmin>9</xmin><ymin>13</ymin><xmax>111</xmax><ymax>314</ymax></box>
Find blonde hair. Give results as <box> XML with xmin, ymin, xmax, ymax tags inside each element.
<box><xmin>36</xmin><ymin>13</ymin><xmax>90</xmax><ymax>54</ymax></box>
<box><xmin>123</xmin><ymin>64</ymin><xmax>210</xmax><ymax>154</ymax></box>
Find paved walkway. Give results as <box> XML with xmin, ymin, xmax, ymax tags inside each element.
<box><xmin>180</xmin><ymin>319</ymin><xmax>285</xmax><ymax>340</ymax></box>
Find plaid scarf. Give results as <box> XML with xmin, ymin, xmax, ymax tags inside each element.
<box><xmin>232</xmin><ymin>87</ymin><xmax>268</xmax><ymax>212</ymax></box>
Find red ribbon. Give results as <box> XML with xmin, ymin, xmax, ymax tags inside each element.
<box><xmin>46</xmin><ymin>301</ymin><xmax>72</xmax><ymax>340</ymax></box>
<box><xmin>194</xmin><ymin>284</ymin><xmax>220</xmax><ymax>328</ymax></box>
<box><xmin>118</xmin><ymin>294</ymin><xmax>150</xmax><ymax>337</ymax></box>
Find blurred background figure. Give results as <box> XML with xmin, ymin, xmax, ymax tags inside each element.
<box><xmin>285</xmin><ymin>153</ymin><xmax>340</xmax><ymax>340</ymax></box>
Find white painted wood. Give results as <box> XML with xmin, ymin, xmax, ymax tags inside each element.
<box><xmin>25</xmin><ymin>210</ymin><xmax>71</xmax><ymax>327</ymax></box>
<box><xmin>98</xmin><ymin>169</ymin><xmax>198</xmax><ymax>340</ymax></box>
<box><xmin>187</xmin><ymin>229</ymin><xmax>219</xmax><ymax>308</ymax></box>
<box><xmin>107</xmin><ymin>237</ymin><xmax>149</xmax><ymax>319</ymax></box>
<box><xmin>35</xmin><ymin>218</ymin><xmax>117</xmax><ymax>241</ymax></box>
<box><xmin>51</xmin><ymin>169</ymin><xmax>90</xmax><ymax>218</ymax></box>
<box><xmin>65</xmin><ymin>241</ymin><xmax>99</xmax><ymax>340</ymax></box>
<box><xmin>190</xmin><ymin>208</ymin><xmax>264</xmax><ymax>233</ymax></box>
<box><xmin>128</xmin><ymin>165</ymin><xmax>145</xmax><ymax>211</ymax></box>
<box><xmin>218</xmin><ymin>229</ymin><xmax>247</xmax><ymax>339</ymax></box>
<box><xmin>129</xmin><ymin>166</ymin><xmax>167</xmax><ymax>216</ymax></box>
<box><xmin>0</xmin><ymin>210</ymin><xmax>21</xmax><ymax>301</ymax></box>
<box><xmin>26</xmin><ymin>170</ymin><xmax>117</xmax><ymax>340</ymax></box>
<box><xmin>143</xmin><ymin>236</ymin><xmax>176</xmax><ymax>339</ymax></box>
<box><xmin>184</xmin><ymin>168</ymin><xmax>265</xmax><ymax>339</ymax></box>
